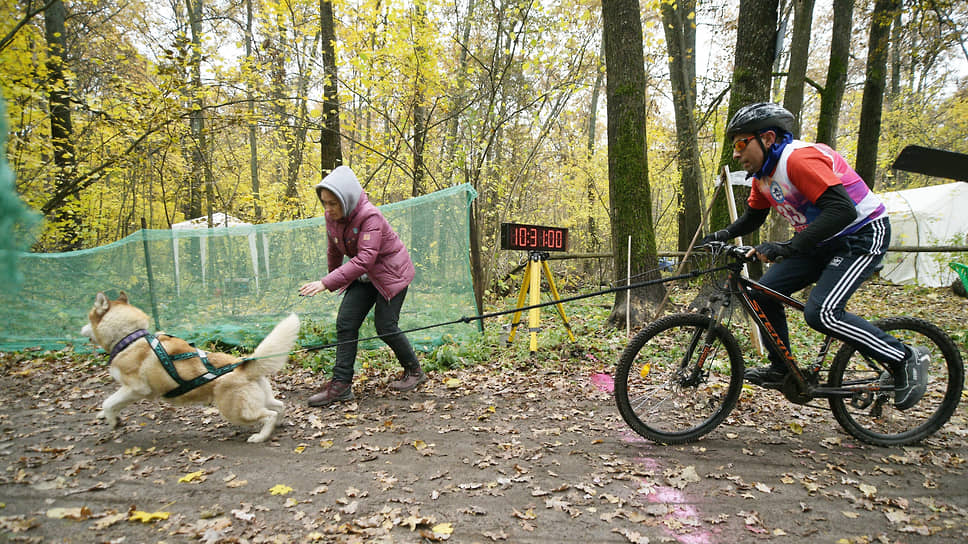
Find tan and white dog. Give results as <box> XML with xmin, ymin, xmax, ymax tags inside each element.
<box><xmin>81</xmin><ymin>291</ymin><xmax>299</xmax><ymax>443</ymax></box>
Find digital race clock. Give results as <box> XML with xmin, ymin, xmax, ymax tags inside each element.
<box><xmin>500</xmin><ymin>222</ymin><xmax>568</xmax><ymax>252</ymax></box>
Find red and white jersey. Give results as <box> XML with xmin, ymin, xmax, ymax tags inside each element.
<box><xmin>748</xmin><ymin>140</ymin><xmax>885</xmax><ymax>239</ymax></box>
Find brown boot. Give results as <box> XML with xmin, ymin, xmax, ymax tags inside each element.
<box><xmin>308</xmin><ymin>380</ymin><xmax>354</xmax><ymax>407</ymax></box>
<box><xmin>389</xmin><ymin>367</ymin><xmax>427</xmax><ymax>392</ymax></box>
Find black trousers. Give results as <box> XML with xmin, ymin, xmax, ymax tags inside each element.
<box><xmin>332</xmin><ymin>280</ymin><xmax>418</xmax><ymax>382</ymax></box>
<box><xmin>754</xmin><ymin>217</ymin><xmax>907</xmax><ymax>372</ymax></box>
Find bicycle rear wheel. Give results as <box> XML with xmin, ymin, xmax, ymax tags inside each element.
<box><xmin>828</xmin><ymin>317</ymin><xmax>964</xmax><ymax>447</ymax></box>
<box><xmin>614</xmin><ymin>313</ymin><xmax>745</xmax><ymax>444</ymax></box>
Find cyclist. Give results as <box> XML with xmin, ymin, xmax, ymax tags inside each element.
<box><xmin>703</xmin><ymin>102</ymin><xmax>928</xmax><ymax>409</ymax></box>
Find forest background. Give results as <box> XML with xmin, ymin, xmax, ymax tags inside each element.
<box><xmin>2</xmin><ymin>0</ymin><xmax>967</xmax><ymax>311</ymax></box>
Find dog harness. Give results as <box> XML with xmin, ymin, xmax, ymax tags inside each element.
<box><xmin>109</xmin><ymin>329</ymin><xmax>244</xmax><ymax>398</ymax></box>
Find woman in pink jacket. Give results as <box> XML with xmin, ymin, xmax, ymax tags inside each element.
<box><xmin>299</xmin><ymin>166</ymin><xmax>426</xmax><ymax>406</ymax></box>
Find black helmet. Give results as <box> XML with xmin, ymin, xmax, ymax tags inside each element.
<box><xmin>726</xmin><ymin>102</ymin><xmax>796</xmax><ymax>139</ymax></box>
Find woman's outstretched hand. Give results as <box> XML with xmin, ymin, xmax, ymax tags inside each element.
<box><xmin>299</xmin><ymin>280</ymin><xmax>326</xmax><ymax>297</ymax></box>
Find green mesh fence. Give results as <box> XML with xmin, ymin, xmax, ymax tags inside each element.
<box><xmin>1</xmin><ymin>93</ymin><xmax>42</xmax><ymax>294</ymax></box>
<box><xmin>0</xmin><ymin>184</ymin><xmax>480</xmax><ymax>353</ymax></box>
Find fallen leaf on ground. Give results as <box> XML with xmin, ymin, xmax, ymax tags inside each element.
<box><xmin>483</xmin><ymin>529</ymin><xmax>508</xmax><ymax>541</ymax></box>
<box><xmin>129</xmin><ymin>510</ymin><xmax>170</xmax><ymax>523</ymax></box>
<box><xmin>179</xmin><ymin>470</ymin><xmax>206</xmax><ymax>483</ymax></box>
<box><xmin>666</xmin><ymin>465</ymin><xmax>700</xmax><ymax>489</ymax></box>
<box><xmin>885</xmin><ymin>510</ymin><xmax>911</xmax><ymax>524</ymax></box>
<box><xmin>46</xmin><ymin>507</ymin><xmax>91</xmax><ymax>520</ymax></box>
<box><xmin>432</xmin><ymin>522</ymin><xmax>454</xmax><ymax>535</ymax></box>
<box><xmin>232</xmin><ymin>508</ymin><xmax>255</xmax><ymax>522</ymax></box>
<box><xmin>0</xmin><ymin>516</ymin><xmax>39</xmax><ymax>532</ymax></box>
<box><xmin>612</xmin><ymin>527</ymin><xmax>650</xmax><ymax>543</ymax></box>
<box><xmin>92</xmin><ymin>512</ymin><xmax>127</xmax><ymax>530</ymax></box>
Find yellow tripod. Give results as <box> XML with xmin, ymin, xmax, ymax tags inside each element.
<box><xmin>506</xmin><ymin>252</ymin><xmax>576</xmax><ymax>354</ymax></box>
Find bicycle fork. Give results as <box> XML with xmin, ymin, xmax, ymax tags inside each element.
<box><xmin>675</xmin><ymin>296</ymin><xmax>731</xmax><ymax>387</ymax></box>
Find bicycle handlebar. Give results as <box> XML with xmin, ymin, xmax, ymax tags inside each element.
<box><xmin>698</xmin><ymin>241</ymin><xmax>758</xmax><ymax>263</ymax></box>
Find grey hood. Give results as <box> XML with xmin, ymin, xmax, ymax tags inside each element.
<box><xmin>314</xmin><ymin>166</ymin><xmax>363</xmax><ymax>217</ymax></box>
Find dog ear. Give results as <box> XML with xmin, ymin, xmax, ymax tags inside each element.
<box><xmin>118</xmin><ymin>290</ymin><xmax>128</xmax><ymax>303</ymax></box>
<box><xmin>94</xmin><ymin>292</ymin><xmax>110</xmax><ymax>315</ymax></box>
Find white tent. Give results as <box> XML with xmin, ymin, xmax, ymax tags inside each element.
<box><xmin>171</xmin><ymin>213</ymin><xmax>261</xmax><ymax>295</ymax></box>
<box><xmin>880</xmin><ymin>183</ymin><xmax>968</xmax><ymax>287</ymax></box>
<box><xmin>173</xmin><ymin>212</ymin><xmax>249</xmax><ymax>230</ymax></box>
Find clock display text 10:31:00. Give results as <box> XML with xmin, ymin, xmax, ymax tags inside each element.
<box><xmin>499</xmin><ymin>223</ymin><xmax>568</xmax><ymax>252</ymax></box>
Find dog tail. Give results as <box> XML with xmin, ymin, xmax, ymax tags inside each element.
<box><xmin>243</xmin><ymin>313</ymin><xmax>300</xmax><ymax>377</ymax></box>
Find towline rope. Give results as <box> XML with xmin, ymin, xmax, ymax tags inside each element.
<box><xmin>288</xmin><ymin>263</ymin><xmax>730</xmax><ymax>357</ymax></box>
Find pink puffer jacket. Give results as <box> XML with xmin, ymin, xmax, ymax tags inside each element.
<box><xmin>317</xmin><ymin>168</ymin><xmax>415</xmax><ymax>301</ymax></box>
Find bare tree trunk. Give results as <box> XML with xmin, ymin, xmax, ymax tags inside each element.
<box><xmin>660</xmin><ymin>0</ymin><xmax>703</xmax><ymax>255</ymax></box>
<box><xmin>585</xmin><ymin>41</ymin><xmax>605</xmax><ymax>272</ymax></box>
<box><xmin>885</xmin><ymin>11</ymin><xmax>906</xmax><ymax>188</ymax></box>
<box><xmin>411</xmin><ymin>2</ymin><xmax>427</xmax><ymax>197</ymax></box>
<box><xmin>265</xmin><ymin>14</ymin><xmax>308</xmax><ymax>214</ymax></box>
<box><xmin>783</xmin><ymin>0</ymin><xmax>815</xmax><ymax>134</ymax></box>
<box><xmin>186</xmin><ymin>0</ymin><xmax>207</xmax><ymax>223</ymax></box>
<box><xmin>285</xmin><ymin>92</ymin><xmax>309</xmax><ymax>203</ymax></box>
<box><xmin>43</xmin><ymin>0</ymin><xmax>81</xmax><ymax>249</ymax></box>
<box><xmin>413</xmin><ymin>100</ymin><xmax>426</xmax><ymax>196</ymax></box>
<box><xmin>468</xmin><ymin>205</ymin><xmax>483</xmax><ymax>314</ymax></box>
<box><xmin>770</xmin><ymin>0</ymin><xmax>815</xmax><ymax>245</ymax></box>
<box><xmin>712</xmin><ymin>0</ymin><xmax>779</xmax><ymax>279</ymax></box>
<box><xmin>602</xmin><ymin>0</ymin><xmax>665</xmax><ymax>327</ymax></box>
<box><xmin>444</xmin><ymin>0</ymin><xmax>475</xmax><ymax>183</ymax></box>
<box><xmin>816</xmin><ymin>0</ymin><xmax>854</xmax><ymax>147</ymax></box>
<box><xmin>890</xmin><ymin>11</ymin><xmax>901</xmax><ymax>98</ymax></box>
<box><xmin>855</xmin><ymin>0</ymin><xmax>899</xmax><ymax>188</ymax></box>
<box><xmin>267</xmin><ymin>13</ymin><xmax>287</xmax><ymax>194</ymax></box>
<box><xmin>772</xmin><ymin>0</ymin><xmax>793</xmax><ymax>100</ymax></box>
<box><xmin>246</xmin><ymin>0</ymin><xmax>262</xmax><ymax>221</ymax></box>
<box><xmin>286</xmin><ymin>28</ymin><xmax>315</xmax><ymax>206</ymax></box>
<box><xmin>320</xmin><ymin>0</ymin><xmax>343</xmax><ymax>174</ymax></box>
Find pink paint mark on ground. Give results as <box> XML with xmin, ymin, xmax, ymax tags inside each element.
<box><xmin>620</xmin><ymin>429</ymin><xmax>651</xmax><ymax>446</ymax></box>
<box><xmin>643</xmin><ymin>485</ymin><xmax>717</xmax><ymax>544</ymax></box>
<box><xmin>633</xmin><ymin>457</ymin><xmax>660</xmax><ymax>470</ymax></box>
<box><xmin>611</xmin><ymin>400</ymin><xmax>717</xmax><ymax>543</ymax></box>
<box><xmin>650</xmin><ymin>486</ymin><xmax>701</xmax><ymax>518</ymax></box>
<box><xmin>674</xmin><ymin>531</ymin><xmax>718</xmax><ymax>544</ymax></box>
<box><xmin>650</xmin><ymin>485</ymin><xmax>690</xmax><ymax>504</ymax></box>
<box><xmin>590</xmin><ymin>372</ymin><xmax>614</xmax><ymax>393</ymax></box>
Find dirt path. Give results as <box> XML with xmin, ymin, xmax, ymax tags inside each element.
<box><xmin>2</xmin><ymin>350</ymin><xmax>966</xmax><ymax>544</ymax></box>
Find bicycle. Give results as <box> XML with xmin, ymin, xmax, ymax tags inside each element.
<box><xmin>614</xmin><ymin>242</ymin><xmax>964</xmax><ymax>446</ymax></box>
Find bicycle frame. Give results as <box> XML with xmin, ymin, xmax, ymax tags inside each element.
<box><xmin>715</xmin><ymin>258</ymin><xmax>888</xmax><ymax>402</ymax></box>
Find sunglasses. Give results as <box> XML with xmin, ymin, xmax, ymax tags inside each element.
<box><xmin>733</xmin><ymin>135</ymin><xmax>756</xmax><ymax>152</ymax></box>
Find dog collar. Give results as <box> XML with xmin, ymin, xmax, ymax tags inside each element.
<box><xmin>109</xmin><ymin>329</ymin><xmax>149</xmax><ymax>363</ymax></box>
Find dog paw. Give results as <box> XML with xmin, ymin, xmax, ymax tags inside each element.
<box><xmin>247</xmin><ymin>434</ymin><xmax>268</xmax><ymax>443</ymax></box>
<box><xmin>97</xmin><ymin>411</ymin><xmax>120</xmax><ymax>427</ymax></box>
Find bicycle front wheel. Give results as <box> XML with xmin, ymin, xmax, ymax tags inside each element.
<box><xmin>614</xmin><ymin>313</ymin><xmax>745</xmax><ymax>444</ymax></box>
<box><xmin>828</xmin><ymin>317</ymin><xmax>964</xmax><ymax>447</ymax></box>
